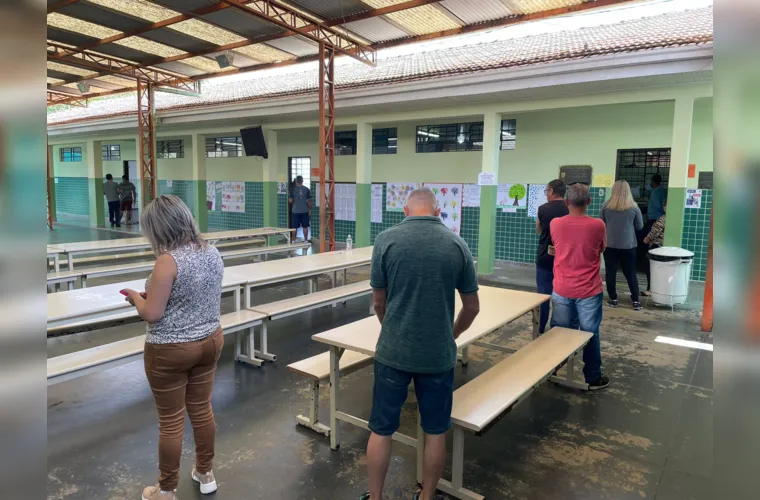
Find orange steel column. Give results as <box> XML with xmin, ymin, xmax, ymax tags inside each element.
<box><xmin>318</xmin><ymin>42</ymin><xmax>336</xmax><ymax>253</ymax></box>
<box><xmin>137</xmin><ymin>78</ymin><xmax>157</xmax><ymax>206</ymax></box>
<box><xmin>701</xmin><ymin>206</ymin><xmax>713</xmax><ymax>332</ymax></box>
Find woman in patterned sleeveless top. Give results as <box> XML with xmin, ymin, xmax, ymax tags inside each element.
<box><xmin>122</xmin><ymin>195</ymin><xmax>224</xmax><ymax>500</ymax></box>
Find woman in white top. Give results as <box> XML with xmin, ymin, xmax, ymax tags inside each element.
<box><xmin>122</xmin><ymin>195</ymin><xmax>224</xmax><ymax>500</ymax></box>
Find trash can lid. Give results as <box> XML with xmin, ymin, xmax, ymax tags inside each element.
<box><xmin>648</xmin><ymin>246</ymin><xmax>694</xmax><ymax>258</ymax></box>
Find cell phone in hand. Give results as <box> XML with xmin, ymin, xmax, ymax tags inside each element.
<box><xmin>120</xmin><ymin>290</ymin><xmax>147</xmax><ymax>299</ymax></box>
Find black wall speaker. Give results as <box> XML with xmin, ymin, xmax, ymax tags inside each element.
<box><xmin>240</xmin><ymin>126</ymin><xmax>268</xmax><ymax>158</ymax></box>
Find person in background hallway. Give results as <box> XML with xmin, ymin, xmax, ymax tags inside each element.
<box><xmin>103</xmin><ymin>173</ymin><xmax>121</xmax><ymax>227</ymax></box>
<box><xmin>643</xmin><ymin>200</ymin><xmax>667</xmax><ymax>296</ymax></box>
<box><xmin>550</xmin><ymin>183</ymin><xmax>609</xmax><ymax>390</ymax></box>
<box><xmin>121</xmin><ymin>195</ymin><xmax>224</xmax><ymax>500</ymax></box>
<box><xmin>535</xmin><ymin>179</ymin><xmax>569</xmax><ymax>334</ymax></box>
<box><xmin>647</xmin><ymin>173</ymin><xmax>666</xmax><ymax>232</ymax></box>
<box><xmin>289</xmin><ymin>175</ymin><xmax>311</xmax><ymax>242</ymax></box>
<box><xmin>600</xmin><ymin>180</ymin><xmax>644</xmax><ymax>310</ymax></box>
<box><xmin>361</xmin><ymin>188</ymin><xmax>480</xmax><ymax>500</ymax></box>
<box><xmin>118</xmin><ymin>175</ymin><xmax>137</xmax><ymax>225</ymax></box>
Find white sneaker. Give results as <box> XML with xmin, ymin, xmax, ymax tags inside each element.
<box><xmin>191</xmin><ymin>465</ymin><xmax>217</xmax><ymax>494</ymax></box>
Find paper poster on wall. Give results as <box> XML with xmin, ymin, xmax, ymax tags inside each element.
<box><xmin>277</xmin><ymin>182</ymin><xmax>287</xmax><ymax>195</ymax></box>
<box><xmin>462</xmin><ymin>184</ymin><xmax>481</xmax><ymax>207</ymax></box>
<box><xmin>685</xmin><ymin>189</ymin><xmax>702</xmax><ymax>209</ymax></box>
<box><xmin>477</xmin><ymin>172</ymin><xmax>496</xmax><ymax>186</ymax></box>
<box><xmin>166</xmin><ymin>180</ymin><xmax>173</xmax><ymax>188</ymax></box>
<box><xmin>371</xmin><ymin>184</ymin><xmax>384</xmax><ymax>224</ymax></box>
<box><xmin>221</xmin><ymin>181</ymin><xmax>245</xmax><ymax>213</ymax></box>
<box><xmin>206</xmin><ymin>181</ymin><xmax>216</xmax><ymax>211</ymax></box>
<box><xmin>424</xmin><ymin>183</ymin><xmax>463</xmax><ymax>235</ymax></box>
<box><xmin>335</xmin><ymin>184</ymin><xmax>357</xmax><ymax>222</ymax></box>
<box><xmin>497</xmin><ymin>183</ymin><xmax>527</xmax><ymax>209</ymax></box>
<box><xmin>527</xmin><ymin>184</ymin><xmax>548</xmax><ymax>218</ymax></box>
<box><xmin>593</xmin><ymin>174</ymin><xmax>613</xmax><ymax>188</ymax></box>
<box><xmin>386</xmin><ymin>183</ymin><xmax>420</xmax><ymax>212</ymax></box>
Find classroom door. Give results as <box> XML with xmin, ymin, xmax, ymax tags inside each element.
<box><xmin>287</xmin><ymin>157</ymin><xmax>311</xmax><ymax>230</ymax></box>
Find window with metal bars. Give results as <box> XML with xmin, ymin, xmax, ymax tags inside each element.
<box><xmin>372</xmin><ymin>128</ymin><xmax>397</xmax><ymax>154</ymax></box>
<box><xmin>615</xmin><ymin>148</ymin><xmax>671</xmax><ymax>202</ymax></box>
<box><xmin>60</xmin><ymin>147</ymin><xmax>82</xmax><ymax>162</ymax></box>
<box><xmin>335</xmin><ymin>131</ymin><xmax>357</xmax><ymax>156</ymax></box>
<box><xmin>416</xmin><ymin>122</ymin><xmax>484</xmax><ymax>153</ymax></box>
<box><xmin>205</xmin><ymin>136</ymin><xmax>243</xmax><ymax>158</ymax></box>
<box><xmin>156</xmin><ymin>139</ymin><xmax>184</xmax><ymax>159</ymax></box>
<box><xmin>101</xmin><ymin>144</ymin><xmax>121</xmax><ymax>161</ymax></box>
<box><xmin>500</xmin><ymin>119</ymin><xmax>517</xmax><ymax>150</ymax></box>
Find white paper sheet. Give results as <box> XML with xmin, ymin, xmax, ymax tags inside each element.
<box><xmin>371</xmin><ymin>184</ymin><xmax>383</xmax><ymax>224</ymax></box>
<box><xmin>221</xmin><ymin>181</ymin><xmax>245</xmax><ymax>213</ymax></box>
<box><xmin>424</xmin><ymin>183</ymin><xmax>463</xmax><ymax>235</ymax></box>
<box><xmin>463</xmin><ymin>184</ymin><xmax>481</xmax><ymax>207</ymax></box>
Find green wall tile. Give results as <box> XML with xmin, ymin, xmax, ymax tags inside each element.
<box><xmin>54</xmin><ymin>177</ymin><xmax>89</xmax><ymax>220</ymax></box>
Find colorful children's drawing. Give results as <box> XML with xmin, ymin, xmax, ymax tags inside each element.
<box><xmin>423</xmin><ymin>183</ymin><xmax>463</xmax><ymax>235</ymax></box>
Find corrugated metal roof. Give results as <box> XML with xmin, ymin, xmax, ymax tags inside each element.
<box><xmin>341</xmin><ymin>17</ymin><xmax>410</xmax><ymax>43</ymax></box>
<box><xmin>265</xmin><ymin>37</ymin><xmax>320</xmax><ymax>58</ymax></box>
<box><xmin>289</xmin><ymin>0</ymin><xmax>369</xmax><ymax>20</ymax></box>
<box><xmin>441</xmin><ymin>0</ymin><xmax>516</xmax><ymax>24</ymax></box>
<box><xmin>48</xmin><ymin>6</ymin><xmax>714</xmax><ymax>125</ymax></box>
<box><xmin>503</xmin><ymin>0</ymin><xmax>585</xmax><ymax>15</ymax></box>
<box><xmin>362</xmin><ymin>1</ymin><xmax>463</xmax><ymax>35</ymax></box>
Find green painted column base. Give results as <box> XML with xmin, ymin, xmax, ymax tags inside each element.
<box><xmin>355</xmin><ymin>183</ymin><xmax>371</xmax><ymax>247</ymax></box>
<box><xmin>88</xmin><ymin>178</ymin><xmax>105</xmax><ymax>227</ymax></box>
<box><xmin>192</xmin><ymin>180</ymin><xmax>209</xmax><ymax>232</ymax></box>
<box><xmin>477</xmin><ymin>185</ymin><xmax>497</xmax><ymax>275</ymax></box>
<box><xmin>262</xmin><ymin>181</ymin><xmax>279</xmax><ymax>243</ymax></box>
<box><xmin>664</xmin><ymin>187</ymin><xmax>686</xmax><ymax>247</ymax></box>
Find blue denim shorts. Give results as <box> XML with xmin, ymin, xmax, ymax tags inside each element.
<box><xmin>369</xmin><ymin>361</ymin><xmax>454</xmax><ymax>436</ymax></box>
<box><xmin>291</xmin><ymin>212</ymin><xmax>310</xmax><ymax>229</ymax></box>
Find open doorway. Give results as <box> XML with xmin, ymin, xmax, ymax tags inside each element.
<box><xmin>615</xmin><ymin>148</ymin><xmax>671</xmax><ymax>290</ymax></box>
<box><xmin>287</xmin><ymin>157</ymin><xmax>311</xmax><ymax>239</ymax></box>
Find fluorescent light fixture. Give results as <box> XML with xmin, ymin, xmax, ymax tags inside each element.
<box><xmin>457</xmin><ymin>134</ymin><xmax>465</xmax><ymax>144</ymax></box>
<box><xmin>215</xmin><ymin>51</ymin><xmax>234</xmax><ymax>69</ymax></box>
<box><xmin>76</xmin><ymin>82</ymin><xmax>90</xmax><ymax>92</ymax></box>
<box><xmin>655</xmin><ymin>336</ymin><xmax>713</xmax><ymax>352</ymax></box>
<box><xmin>417</xmin><ymin>130</ymin><xmax>440</xmax><ymax>138</ymax></box>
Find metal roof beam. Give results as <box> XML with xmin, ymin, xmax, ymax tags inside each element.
<box><xmin>47</xmin><ymin>42</ymin><xmax>200</xmax><ymax>93</ymax></box>
<box><xmin>218</xmin><ymin>0</ymin><xmax>375</xmax><ymax>66</ymax></box>
<box><xmin>48</xmin><ymin>0</ymin><xmax>80</xmax><ymax>14</ymax></box>
<box><xmin>47</xmin><ymin>89</ymin><xmax>88</xmax><ymax>107</ymax></box>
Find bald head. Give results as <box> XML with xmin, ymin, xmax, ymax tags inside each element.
<box><xmin>404</xmin><ymin>187</ymin><xmax>439</xmax><ymax>217</ymax></box>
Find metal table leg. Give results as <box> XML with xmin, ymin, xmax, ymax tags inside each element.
<box><xmin>329</xmin><ymin>345</ymin><xmax>344</xmax><ymax>450</ymax></box>
<box><xmin>531</xmin><ymin>305</ymin><xmax>540</xmax><ymax>339</ymax></box>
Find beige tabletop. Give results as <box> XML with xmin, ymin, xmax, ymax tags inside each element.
<box><xmin>235</xmin><ymin>246</ymin><xmax>373</xmax><ymax>289</ymax></box>
<box><xmin>54</xmin><ymin>228</ymin><xmax>290</xmax><ymax>253</ymax></box>
<box><xmin>47</xmin><ymin>267</ymin><xmax>250</xmax><ymax>326</ymax></box>
<box><xmin>312</xmin><ymin>286</ymin><xmax>549</xmax><ymax>354</ymax></box>
<box><xmin>47</xmin><ymin>246</ymin><xmax>65</xmax><ymax>255</ymax></box>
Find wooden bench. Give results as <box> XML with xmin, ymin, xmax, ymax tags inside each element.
<box><xmin>47</xmin><ymin>242</ymin><xmax>310</xmax><ymax>292</ymax></box>
<box><xmin>287</xmin><ymin>350</ymin><xmax>373</xmax><ymax>436</ymax></box>
<box><xmin>438</xmin><ymin>327</ymin><xmax>593</xmax><ymax>500</ymax></box>
<box><xmin>47</xmin><ymin>309</ymin><xmax>266</xmax><ymax>386</ymax></box>
<box><xmin>242</xmin><ymin>280</ymin><xmax>372</xmax><ymax>366</ymax></box>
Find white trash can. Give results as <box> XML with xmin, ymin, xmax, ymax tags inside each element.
<box><xmin>647</xmin><ymin>247</ymin><xmax>694</xmax><ymax>306</ymax></box>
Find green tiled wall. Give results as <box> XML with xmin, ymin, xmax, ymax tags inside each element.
<box><xmin>207</xmin><ymin>181</ymin><xmax>264</xmax><ymax>231</ymax></box>
<box><xmin>277</xmin><ymin>193</ymin><xmax>288</xmax><ymax>229</ymax></box>
<box><xmin>54</xmin><ymin>177</ymin><xmax>89</xmax><ymax>218</ymax></box>
<box><xmin>681</xmin><ymin>189</ymin><xmax>712</xmax><ymax>281</ymax></box>
<box><xmin>158</xmin><ymin>180</ymin><xmax>195</xmax><ymax>214</ymax></box>
<box><xmin>460</xmin><ymin>207</ymin><xmax>480</xmax><ymax>256</ymax></box>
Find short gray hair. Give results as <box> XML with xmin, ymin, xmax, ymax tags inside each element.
<box><xmin>566</xmin><ymin>183</ymin><xmax>590</xmax><ymax>208</ymax></box>
<box><xmin>405</xmin><ymin>187</ymin><xmax>438</xmax><ymax>212</ymax></box>
<box><xmin>141</xmin><ymin>195</ymin><xmax>206</xmax><ymax>256</ymax></box>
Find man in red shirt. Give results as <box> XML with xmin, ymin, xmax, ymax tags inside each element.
<box><xmin>549</xmin><ymin>183</ymin><xmax>609</xmax><ymax>390</ymax></box>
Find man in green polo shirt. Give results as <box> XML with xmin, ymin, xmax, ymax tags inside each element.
<box><xmin>360</xmin><ymin>188</ymin><xmax>480</xmax><ymax>500</ymax></box>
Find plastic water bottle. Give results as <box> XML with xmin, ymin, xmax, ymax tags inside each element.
<box><xmin>346</xmin><ymin>235</ymin><xmax>353</xmax><ymax>251</ymax></box>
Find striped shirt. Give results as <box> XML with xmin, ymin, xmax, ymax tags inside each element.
<box><xmin>646</xmin><ymin>215</ymin><xmax>666</xmax><ymax>246</ymax></box>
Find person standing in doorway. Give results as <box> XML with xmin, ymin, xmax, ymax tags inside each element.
<box><xmin>647</xmin><ymin>173</ymin><xmax>666</xmax><ymax>232</ymax></box>
<box><xmin>118</xmin><ymin>175</ymin><xmax>137</xmax><ymax>225</ymax></box>
<box><xmin>643</xmin><ymin>201</ymin><xmax>667</xmax><ymax>296</ymax></box>
<box><xmin>600</xmin><ymin>180</ymin><xmax>644</xmax><ymax>310</ymax></box>
<box><xmin>361</xmin><ymin>188</ymin><xmax>480</xmax><ymax>500</ymax></box>
<box><xmin>289</xmin><ymin>175</ymin><xmax>311</xmax><ymax>242</ymax></box>
<box><xmin>535</xmin><ymin>179</ymin><xmax>569</xmax><ymax>334</ymax></box>
<box><xmin>103</xmin><ymin>173</ymin><xmax>121</xmax><ymax>227</ymax></box>
<box><xmin>550</xmin><ymin>183</ymin><xmax>609</xmax><ymax>390</ymax></box>
<box><xmin>121</xmin><ymin>195</ymin><xmax>224</xmax><ymax>500</ymax></box>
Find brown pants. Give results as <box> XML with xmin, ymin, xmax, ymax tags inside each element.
<box><xmin>144</xmin><ymin>329</ymin><xmax>224</xmax><ymax>491</ymax></box>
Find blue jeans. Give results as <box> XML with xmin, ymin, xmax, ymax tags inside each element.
<box><xmin>549</xmin><ymin>292</ymin><xmax>603</xmax><ymax>383</ymax></box>
<box><xmin>369</xmin><ymin>361</ymin><xmax>454</xmax><ymax>436</ymax></box>
<box><xmin>535</xmin><ymin>266</ymin><xmax>554</xmax><ymax>334</ymax></box>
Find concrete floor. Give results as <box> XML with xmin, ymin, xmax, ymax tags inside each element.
<box><xmin>47</xmin><ymin>231</ymin><xmax>712</xmax><ymax>500</ymax></box>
